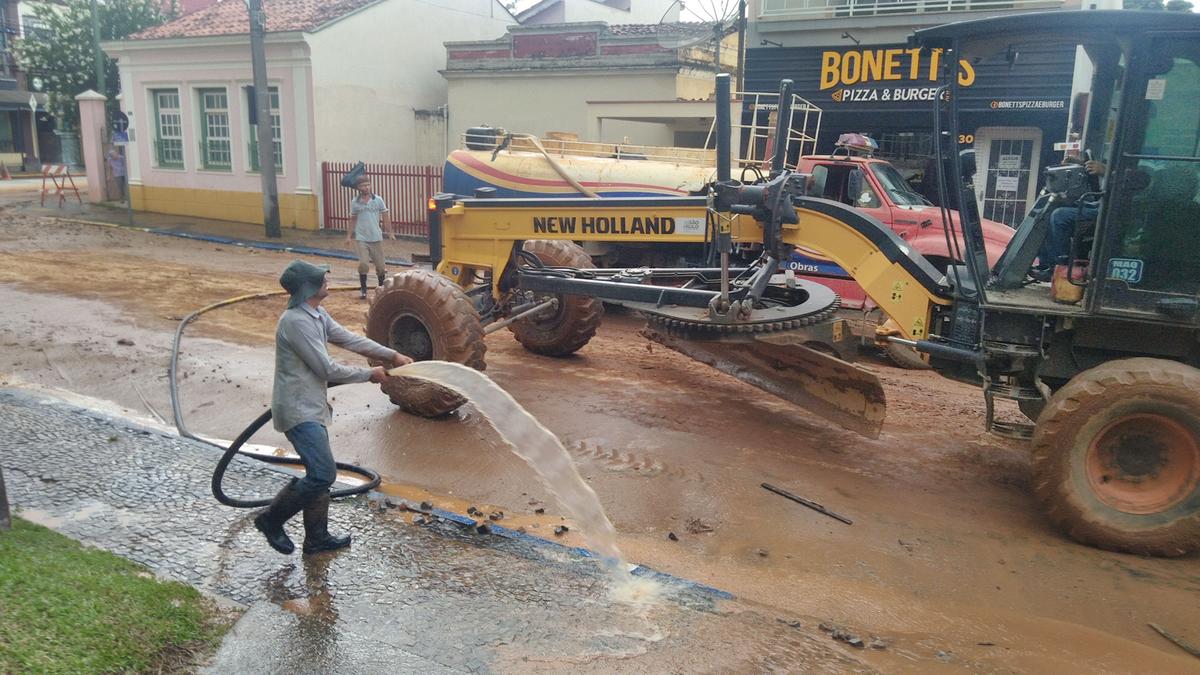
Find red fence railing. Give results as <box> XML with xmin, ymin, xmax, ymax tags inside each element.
<box><xmin>321</xmin><ymin>162</ymin><xmax>442</xmax><ymax>236</ymax></box>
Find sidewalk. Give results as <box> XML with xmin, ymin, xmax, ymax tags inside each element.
<box><xmin>2</xmin><ymin>187</ymin><xmax>429</xmax><ymax>267</ymax></box>
<box><xmin>0</xmin><ymin>389</ymin><xmax>872</xmax><ymax>673</ymax></box>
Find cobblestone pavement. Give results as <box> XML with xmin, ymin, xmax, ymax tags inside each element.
<box><xmin>1</xmin><ymin>390</ymin><xmax>875</xmax><ymax>673</ymax></box>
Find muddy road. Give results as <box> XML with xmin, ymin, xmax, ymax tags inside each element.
<box><xmin>2</xmin><ymin>210</ymin><xmax>1198</xmax><ymax>672</ymax></box>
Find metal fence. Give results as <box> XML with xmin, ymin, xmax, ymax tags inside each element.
<box><xmin>760</xmin><ymin>0</ymin><xmax>1061</xmax><ymax>18</ymax></box>
<box><xmin>321</xmin><ymin>162</ymin><xmax>442</xmax><ymax>236</ymax></box>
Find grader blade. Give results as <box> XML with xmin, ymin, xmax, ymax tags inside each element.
<box><xmin>645</xmin><ymin>330</ymin><xmax>886</xmax><ymax>439</ymax></box>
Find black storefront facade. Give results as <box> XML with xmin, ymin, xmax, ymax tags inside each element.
<box><xmin>745</xmin><ymin>42</ymin><xmax>1077</xmax><ymax>226</ymax></box>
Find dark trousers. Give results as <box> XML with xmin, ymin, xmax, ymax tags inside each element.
<box><xmin>283</xmin><ymin>421</ymin><xmax>336</xmax><ymax>503</ymax></box>
<box><xmin>1040</xmin><ymin>202</ymin><xmax>1099</xmax><ymax>268</ymax></box>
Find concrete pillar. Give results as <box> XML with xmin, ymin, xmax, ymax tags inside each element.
<box><xmin>76</xmin><ymin>89</ymin><xmax>108</xmax><ymax>203</ymax></box>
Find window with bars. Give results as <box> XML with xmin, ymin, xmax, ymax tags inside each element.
<box><xmin>248</xmin><ymin>86</ymin><xmax>283</xmax><ymax>172</ymax></box>
<box><xmin>152</xmin><ymin>89</ymin><xmax>184</xmax><ymax>168</ymax></box>
<box><xmin>198</xmin><ymin>88</ymin><xmax>231</xmax><ymax>170</ymax></box>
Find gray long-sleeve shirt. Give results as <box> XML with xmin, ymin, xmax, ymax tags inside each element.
<box><xmin>271</xmin><ymin>303</ymin><xmax>398</xmax><ymax>432</ymax></box>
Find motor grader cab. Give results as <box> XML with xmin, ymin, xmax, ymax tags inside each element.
<box><xmin>365</xmin><ymin>10</ymin><xmax>1200</xmax><ymax>557</ymax></box>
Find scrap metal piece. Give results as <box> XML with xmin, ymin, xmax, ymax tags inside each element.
<box><xmin>1149</xmin><ymin>623</ymin><xmax>1200</xmax><ymax>660</ymax></box>
<box><xmin>645</xmin><ymin>328</ymin><xmax>886</xmax><ymax>439</ymax></box>
<box><xmin>762</xmin><ymin>483</ymin><xmax>853</xmax><ymax>525</ymax></box>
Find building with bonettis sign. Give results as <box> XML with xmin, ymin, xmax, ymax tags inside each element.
<box><xmin>745</xmin><ymin>0</ymin><xmax>1117</xmax><ymax>227</ymax></box>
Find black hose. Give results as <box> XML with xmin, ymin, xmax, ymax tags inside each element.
<box><xmin>208</xmin><ymin>393</ymin><xmax>381</xmax><ymax>508</ymax></box>
<box><xmin>169</xmin><ymin>288</ymin><xmax>381</xmax><ymax>509</ymax></box>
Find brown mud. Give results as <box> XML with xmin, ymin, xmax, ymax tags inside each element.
<box><xmin>2</xmin><ymin>212</ymin><xmax>1198</xmax><ymax>672</ymax></box>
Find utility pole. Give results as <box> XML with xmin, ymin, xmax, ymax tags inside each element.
<box><xmin>735</xmin><ymin>0</ymin><xmax>746</xmax><ymax>93</ymax></box>
<box><xmin>90</xmin><ymin>0</ymin><xmax>105</xmax><ymax>95</ymax></box>
<box><xmin>249</xmin><ymin>0</ymin><xmax>281</xmax><ymax>237</ymax></box>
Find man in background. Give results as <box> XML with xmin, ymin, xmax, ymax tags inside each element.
<box><xmin>345</xmin><ymin>177</ymin><xmax>393</xmax><ymax>299</ymax></box>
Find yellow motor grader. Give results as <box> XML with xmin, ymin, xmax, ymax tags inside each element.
<box><xmin>366</xmin><ymin>11</ymin><xmax>1200</xmax><ymax>557</ymax></box>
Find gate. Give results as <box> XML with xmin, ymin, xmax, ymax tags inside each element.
<box><xmin>321</xmin><ymin>162</ymin><xmax>442</xmax><ymax>236</ymax></box>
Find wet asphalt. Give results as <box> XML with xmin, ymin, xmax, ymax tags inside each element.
<box><xmin>0</xmin><ymin>389</ymin><xmax>875</xmax><ymax>673</ymax></box>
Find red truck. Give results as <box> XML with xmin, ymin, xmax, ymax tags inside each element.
<box><xmin>788</xmin><ymin>152</ymin><xmax>1014</xmax><ymax>310</ymax></box>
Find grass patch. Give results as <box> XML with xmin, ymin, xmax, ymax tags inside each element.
<box><xmin>0</xmin><ymin>518</ymin><xmax>238</xmax><ymax>674</ymax></box>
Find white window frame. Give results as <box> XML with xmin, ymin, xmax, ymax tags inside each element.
<box><xmin>197</xmin><ymin>87</ymin><xmax>232</xmax><ymax>171</ymax></box>
<box><xmin>151</xmin><ymin>88</ymin><xmax>184</xmax><ymax>169</ymax></box>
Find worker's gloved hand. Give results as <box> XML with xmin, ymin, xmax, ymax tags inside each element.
<box><xmin>392</xmin><ymin>353</ymin><xmax>413</xmax><ymax>368</ymax></box>
<box><xmin>368</xmin><ymin>366</ymin><xmax>389</xmax><ymax>383</ymax></box>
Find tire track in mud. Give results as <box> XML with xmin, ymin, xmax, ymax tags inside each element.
<box><xmin>565</xmin><ymin>438</ymin><xmax>705</xmax><ymax>483</ymax></box>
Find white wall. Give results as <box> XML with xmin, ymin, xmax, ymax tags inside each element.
<box><xmin>447</xmin><ymin>69</ymin><xmax>681</xmax><ymax>147</ymax></box>
<box><xmin>109</xmin><ymin>37</ymin><xmax>314</xmax><ymax>194</ymax></box>
<box><xmin>308</xmin><ymin>0</ymin><xmax>513</xmax><ymax>164</ymax></box>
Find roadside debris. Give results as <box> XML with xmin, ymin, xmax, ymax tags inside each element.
<box><xmin>685</xmin><ymin>518</ymin><xmax>714</xmax><ymax>534</ymax></box>
<box><xmin>418</xmin><ymin>501</ymin><xmax>433</xmax><ymax>512</ymax></box>
<box><xmin>668</xmin><ymin>532</ymin><xmax>678</xmax><ymax>541</ymax></box>
<box><xmin>819</xmin><ymin>622</ymin><xmax>865</xmax><ymax>648</ymax></box>
<box><xmin>762</xmin><ymin>483</ymin><xmax>853</xmax><ymax>525</ymax></box>
<box><xmin>117</xmin><ymin>338</ymin><xmax>135</xmax><ymax>346</ymax></box>
<box><xmin>554</xmin><ymin>525</ymin><xmax>569</xmax><ymax>537</ymax></box>
<box><xmin>1149</xmin><ymin>623</ymin><xmax>1200</xmax><ymax>659</ymax></box>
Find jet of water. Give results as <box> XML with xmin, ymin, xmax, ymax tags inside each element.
<box><xmin>391</xmin><ymin>361</ymin><xmax>626</xmax><ymax>572</ymax></box>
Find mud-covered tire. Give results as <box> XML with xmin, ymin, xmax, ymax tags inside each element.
<box><xmin>884</xmin><ymin>341</ymin><xmax>931</xmax><ymax>370</ymax></box>
<box><xmin>366</xmin><ymin>270</ymin><xmax>485</xmax><ymax>417</ymax></box>
<box><xmin>1031</xmin><ymin>358</ymin><xmax>1200</xmax><ymax>557</ymax></box>
<box><xmin>510</xmin><ymin>240</ymin><xmax>603</xmax><ymax>356</ymax></box>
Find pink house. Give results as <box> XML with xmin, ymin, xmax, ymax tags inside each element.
<box><xmin>103</xmin><ymin>0</ymin><xmax>513</xmax><ymax>229</ymax></box>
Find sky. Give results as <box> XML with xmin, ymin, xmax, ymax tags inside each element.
<box><xmin>506</xmin><ymin>0</ymin><xmax>731</xmax><ymax>21</ymax></box>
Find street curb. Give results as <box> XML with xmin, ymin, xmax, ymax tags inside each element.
<box><xmin>2</xmin><ymin>388</ymin><xmax>734</xmax><ymax>602</ymax></box>
<box><xmin>47</xmin><ymin>216</ymin><xmax>416</xmax><ymax>268</ymax></box>
<box><xmin>413</xmin><ymin>505</ymin><xmax>734</xmax><ymax>599</ymax></box>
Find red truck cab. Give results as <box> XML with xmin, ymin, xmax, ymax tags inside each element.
<box><xmin>790</xmin><ymin>153</ymin><xmax>1014</xmax><ymax>310</ymax></box>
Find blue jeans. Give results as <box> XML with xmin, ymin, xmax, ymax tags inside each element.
<box><xmin>1040</xmin><ymin>202</ymin><xmax>1099</xmax><ymax>268</ymax></box>
<box><xmin>284</xmin><ymin>422</ymin><xmax>336</xmax><ymax>502</ymax></box>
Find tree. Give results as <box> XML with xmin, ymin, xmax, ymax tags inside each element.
<box><xmin>14</xmin><ymin>0</ymin><xmax>170</xmax><ymax>130</ymax></box>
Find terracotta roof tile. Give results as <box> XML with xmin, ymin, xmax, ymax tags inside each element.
<box><xmin>605</xmin><ymin>22</ymin><xmax>715</xmax><ymax>37</ymax></box>
<box><xmin>129</xmin><ymin>0</ymin><xmax>379</xmax><ymax>40</ymax></box>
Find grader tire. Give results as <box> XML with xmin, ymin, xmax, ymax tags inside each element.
<box><xmin>1031</xmin><ymin>358</ymin><xmax>1200</xmax><ymax>557</ymax></box>
<box><xmin>366</xmin><ymin>270</ymin><xmax>485</xmax><ymax>417</ymax></box>
<box><xmin>510</xmin><ymin>240</ymin><xmax>603</xmax><ymax>356</ymax></box>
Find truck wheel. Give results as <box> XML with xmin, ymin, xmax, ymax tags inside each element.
<box><xmin>366</xmin><ymin>270</ymin><xmax>485</xmax><ymax>417</ymax></box>
<box><xmin>1031</xmin><ymin>358</ymin><xmax>1200</xmax><ymax>557</ymax></box>
<box><xmin>511</xmin><ymin>240</ymin><xmax>603</xmax><ymax>356</ymax></box>
<box><xmin>884</xmin><ymin>341</ymin><xmax>931</xmax><ymax>370</ymax></box>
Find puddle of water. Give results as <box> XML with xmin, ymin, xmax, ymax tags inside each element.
<box><xmin>393</xmin><ymin>361</ymin><xmax>627</xmax><ymax>573</ymax></box>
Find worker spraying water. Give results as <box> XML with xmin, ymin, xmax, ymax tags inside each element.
<box><xmin>267</xmin><ymin>263</ymin><xmax>631</xmax><ymax>573</ymax></box>
<box><xmin>174</xmin><ymin>260</ymin><xmax>636</xmax><ymax>583</ymax></box>
<box><xmin>254</xmin><ymin>259</ymin><xmax>412</xmax><ymax>555</ymax></box>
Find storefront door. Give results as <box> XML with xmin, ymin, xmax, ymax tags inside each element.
<box><xmin>973</xmin><ymin>127</ymin><xmax>1042</xmax><ymax>228</ymax></box>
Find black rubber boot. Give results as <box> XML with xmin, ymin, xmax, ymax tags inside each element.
<box><xmin>359</xmin><ymin>274</ymin><xmax>368</xmax><ymax>299</ymax></box>
<box><xmin>302</xmin><ymin>492</ymin><xmax>351</xmax><ymax>555</ymax></box>
<box><xmin>377</xmin><ymin>273</ymin><xmax>386</xmax><ymax>288</ymax></box>
<box><xmin>253</xmin><ymin>479</ymin><xmax>308</xmax><ymax>555</ymax></box>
